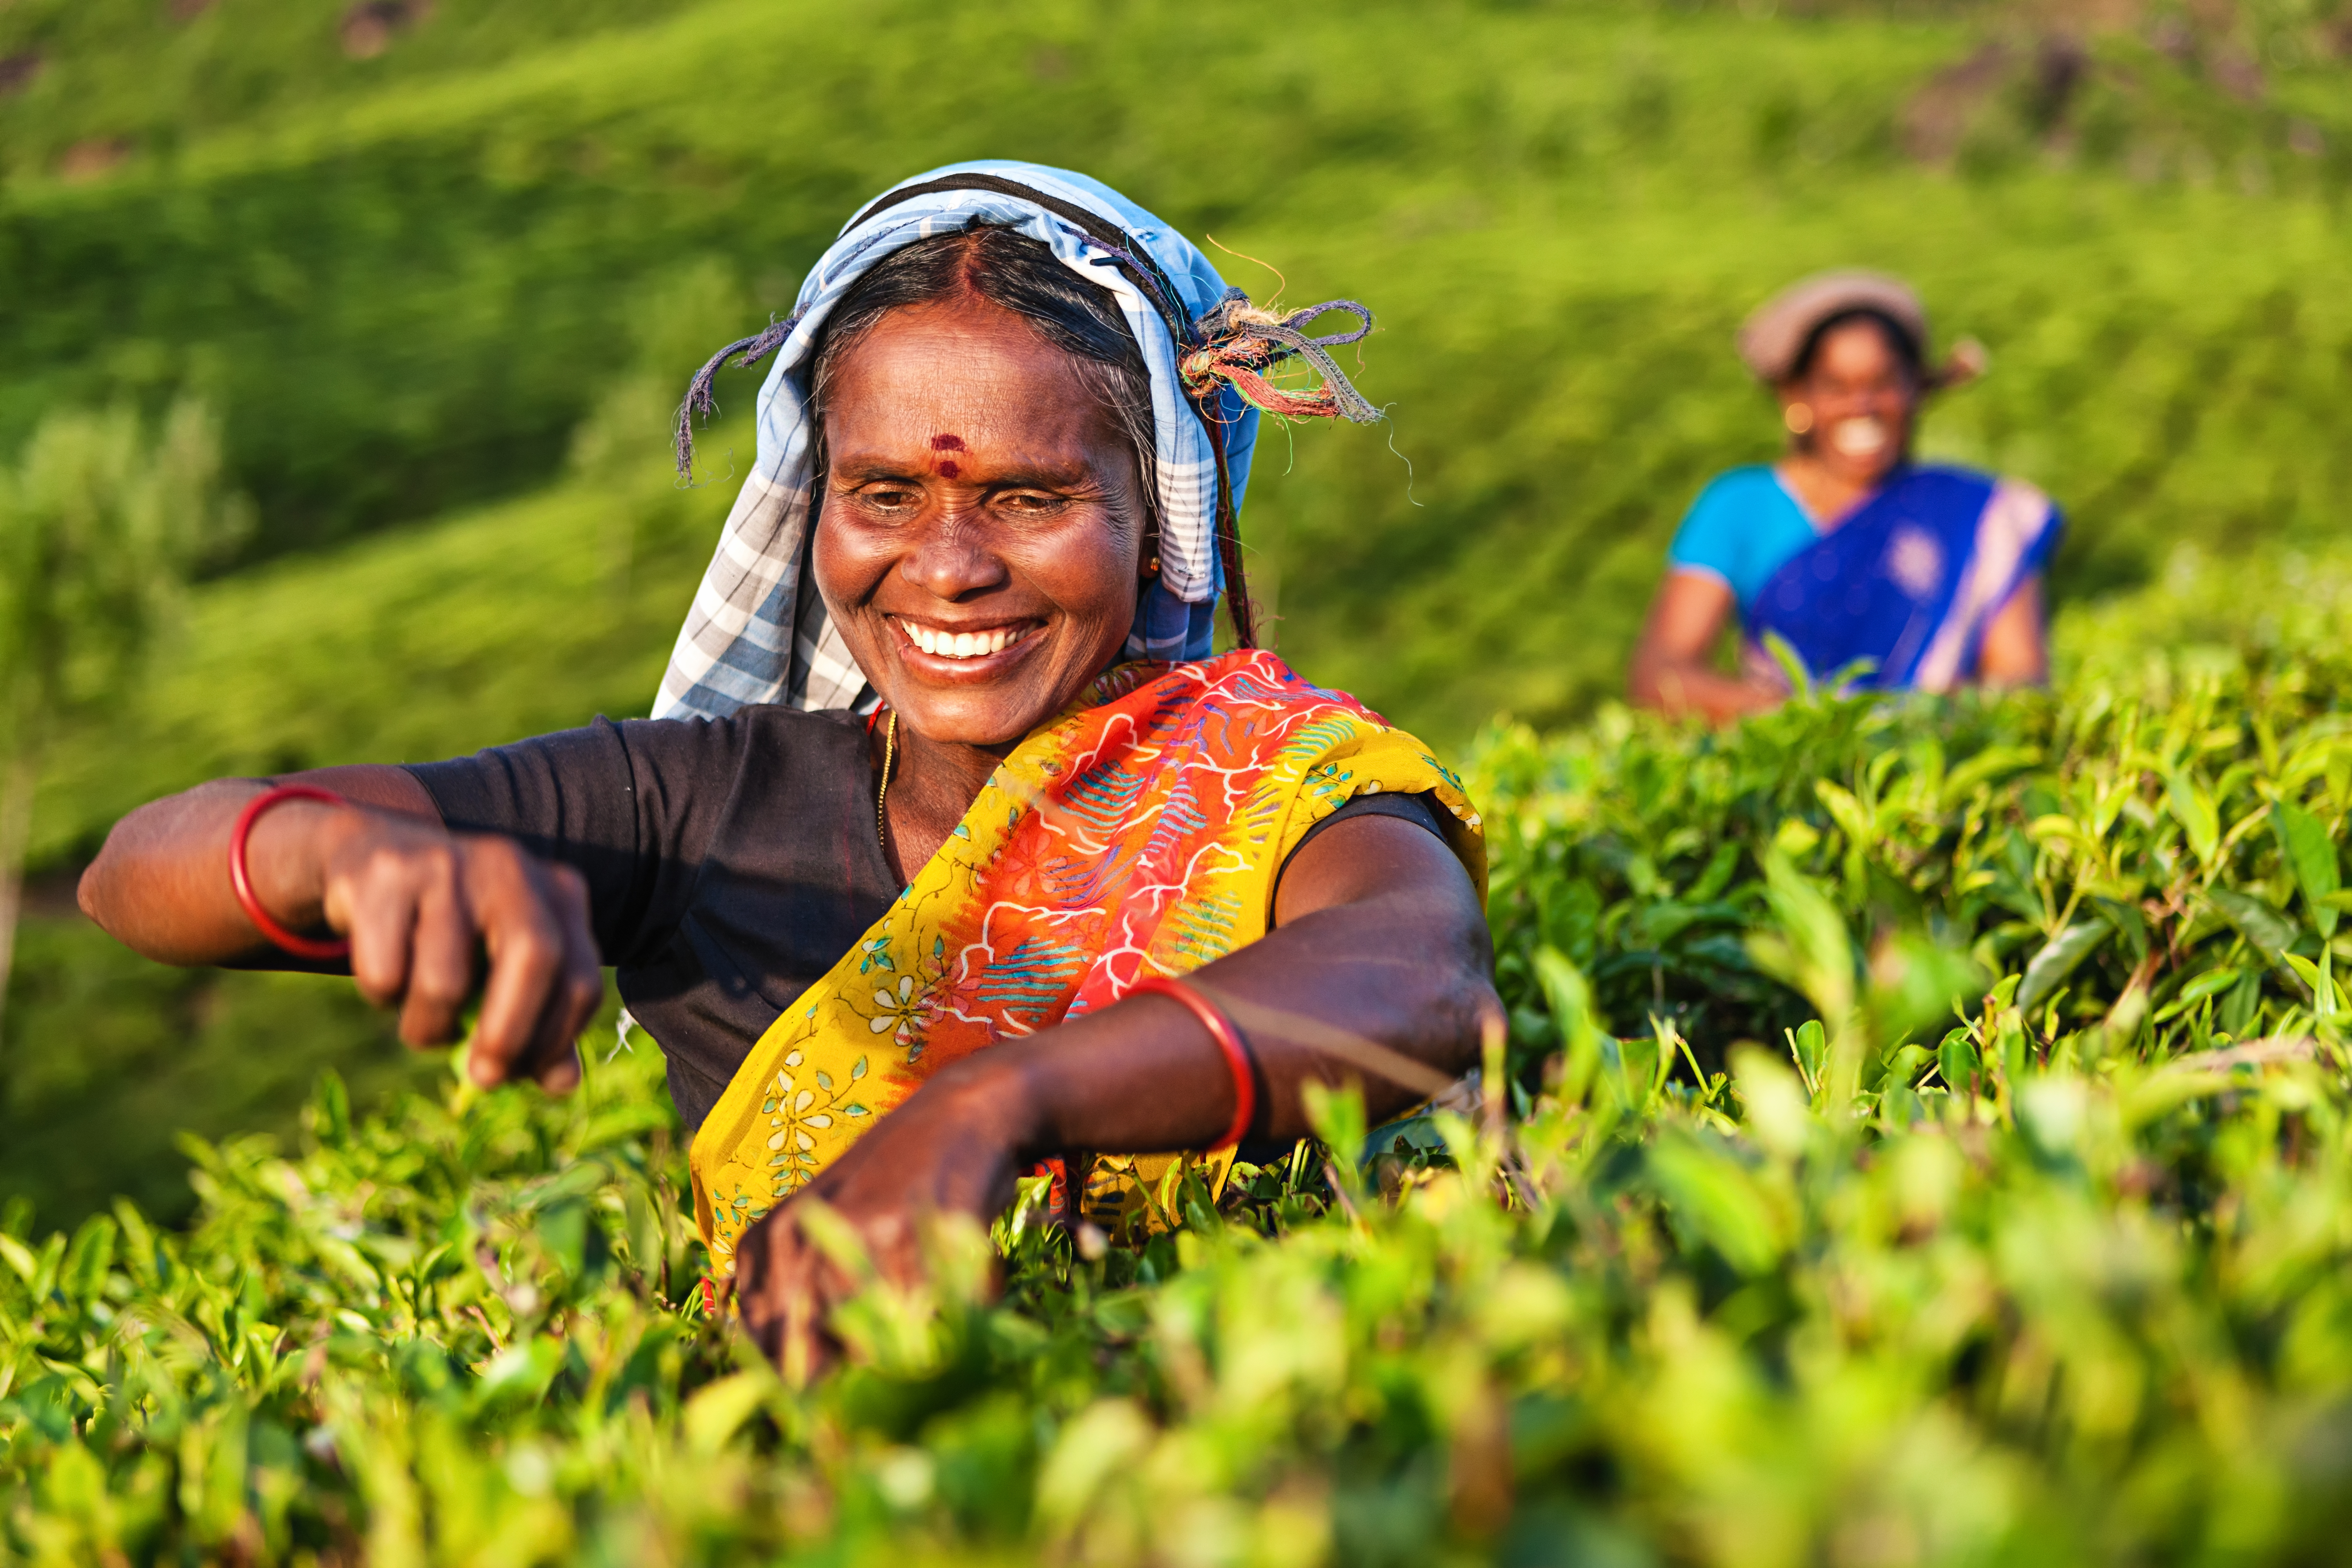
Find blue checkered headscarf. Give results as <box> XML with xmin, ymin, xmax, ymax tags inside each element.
<box><xmin>655</xmin><ymin>161</ymin><xmax>1373</xmax><ymax>720</ymax></box>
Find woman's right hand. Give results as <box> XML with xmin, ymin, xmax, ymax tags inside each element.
<box><xmin>312</xmin><ymin>808</ymin><xmax>601</xmax><ymax>1092</ymax></box>
<box><xmin>1628</xmin><ymin>570</ymin><xmax>1786</xmax><ymax>724</ymax></box>
<box><xmin>79</xmin><ymin>767</ymin><xmax>602</xmax><ymax>1093</ymax></box>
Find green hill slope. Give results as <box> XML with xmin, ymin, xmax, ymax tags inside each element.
<box><xmin>3</xmin><ymin>0</ymin><xmax>2349</xmax><ymax>696</ymax></box>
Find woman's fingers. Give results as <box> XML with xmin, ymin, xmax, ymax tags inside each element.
<box><xmin>457</xmin><ymin>848</ymin><xmax>602</xmax><ymax>1091</ymax></box>
<box><xmin>318</xmin><ymin>816</ymin><xmax>603</xmax><ymax>1087</ymax></box>
<box><xmin>325</xmin><ymin>823</ymin><xmax>477</xmax><ymax>1039</ymax></box>
<box><xmin>398</xmin><ymin>858</ymin><xmax>479</xmax><ymax>1047</ymax></box>
<box><xmin>738</xmin><ymin>1211</ymin><xmax>806</xmax><ymax>1369</ymax></box>
<box><xmin>337</xmin><ymin>861</ymin><xmax>420</xmax><ymax>1013</ymax></box>
<box><xmin>731</xmin><ymin>1109</ymin><xmax>1020</xmax><ymax>1377</ymax></box>
<box><xmin>463</xmin><ymin>847</ymin><xmax>573</xmax><ymax>1088</ymax></box>
<box><xmin>518</xmin><ymin>864</ymin><xmax>601</xmax><ymax>1093</ymax></box>
<box><xmin>739</xmin><ymin>1211</ymin><xmax>846</xmax><ymax>1384</ymax></box>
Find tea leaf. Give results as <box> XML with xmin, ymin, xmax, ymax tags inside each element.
<box><xmin>2273</xmin><ymin>798</ymin><xmax>2342</xmax><ymax>938</ymax></box>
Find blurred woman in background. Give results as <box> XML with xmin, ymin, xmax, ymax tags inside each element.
<box><xmin>1628</xmin><ymin>271</ymin><xmax>2061</xmax><ymax>722</ymax></box>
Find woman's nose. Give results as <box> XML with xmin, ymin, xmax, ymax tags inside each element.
<box><xmin>898</xmin><ymin>507</ymin><xmax>1008</xmax><ymax>601</ymax></box>
<box><xmin>1820</xmin><ymin>384</ymin><xmax>1911</xmax><ymax>417</ymax></box>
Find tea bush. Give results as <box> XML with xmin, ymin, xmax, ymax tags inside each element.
<box><xmin>10</xmin><ymin>593</ymin><xmax>2352</xmax><ymax>1564</ymax></box>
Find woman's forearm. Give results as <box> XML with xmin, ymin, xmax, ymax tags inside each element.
<box><xmin>83</xmin><ymin>762</ymin><xmax>599</xmax><ymax>1080</ymax></box>
<box><xmin>80</xmin><ymin>764</ymin><xmax>438</xmax><ymax>966</ymax></box>
<box><xmin>1628</xmin><ymin>654</ymin><xmax>1782</xmax><ymax>724</ymax></box>
<box><xmin>941</xmin><ymin>816</ymin><xmax>1495</xmax><ymax>1157</ymax></box>
<box><xmin>1627</xmin><ymin>572</ymin><xmax>1781</xmax><ymax>724</ymax></box>
<box><xmin>1974</xmin><ymin>577</ymin><xmax>2048</xmax><ymax>688</ymax></box>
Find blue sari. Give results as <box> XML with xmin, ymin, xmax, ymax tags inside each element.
<box><xmin>1744</xmin><ymin>465</ymin><xmax>2061</xmax><ymax>693</ymax></box>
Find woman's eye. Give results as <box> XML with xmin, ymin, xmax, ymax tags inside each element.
<box><xmin>998</xmin><ymin>492</ymin><xmax>1068</xmax><ymax>515</ymax></box>
<box><xmin>857</xmin><ymin>485</ymin><xmax>922</xmax><ymax>511</ymax></box>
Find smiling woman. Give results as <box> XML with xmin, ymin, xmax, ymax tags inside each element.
<box><xmin>75</xmin><ymin>162</ymin><xmax>1494</xmax><ymax>1374</ymax></box>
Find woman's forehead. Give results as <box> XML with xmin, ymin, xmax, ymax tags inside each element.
<box><xmin>823</xmin><ymin>303</ymin><xmax>1122</xmax><ymax>454</ymax></box>
<box><xmin>1811</xmin><ymin>318</ymin><xmax>1908</xmax><ymax>376</ymax></box>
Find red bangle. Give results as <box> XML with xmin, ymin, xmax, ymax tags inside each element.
<box><xmin>228</xmin><ymin>785</ymin><xmax>352</xmax><ymax>961</ymax></box>
<box><xmin>1128</xmin><ymin>975</ymin><xmax>1256</xmax><ymax>1151</ymax></box>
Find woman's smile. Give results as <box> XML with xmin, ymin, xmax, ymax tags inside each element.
<box><xmin>1828</xmin><ymin>415</ymin><xmax>1888</xmax><ymax>459</ymax></box>
<box><xmin>888</xmin><ymin>614</ymin><xmax>1045</xmax><ymax>671</ymax></box>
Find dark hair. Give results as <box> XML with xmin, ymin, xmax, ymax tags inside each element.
<box><xmin>809</xmin><ymin>223</ymin><xmax>1159</xmax><ymax>544</ymax></box>
<box><xmin>1790</xmin><ymin>307</ymin><xmax>1924</xmax><ymax>384</ymax></box>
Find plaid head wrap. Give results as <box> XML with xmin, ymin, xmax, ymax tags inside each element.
<box><xmin>653</xmin><ymin>160</ymin><xmax>1377</xmax><ymax>719</ymax></box>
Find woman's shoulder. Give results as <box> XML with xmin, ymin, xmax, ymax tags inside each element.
<box><xmin>413</xmin><ymin>704</ymin><xmax>873</xmax><ymax>809</ymax></box>
<box><xmin>621</xmin><ymin>702</ymin><xmax>869</xmax><ymax>752</ymax></box>
<box><xmin>1085</xmin><ymin>651</ymin><xmax>1408</xmax><ymax>751</ymax></box>
<box><xmin>1131</xmin><ymin>648</ymin><xmax>1378</xmax><ymax>716</ymax></box>
<box><xmin>1669</xmin><ymin>465</ymin><xmax>1813</xmax><ymax>584</ymax></box>
<box><xmin>1694</xmin><ymin>462</ymin><xmax>1790</xmax><ymax>501</ymax></box>
<box><xmin>410</xmin><ymin>703</ymin><xmax>872</xmax><ymax>824</ymax></box>
<box><xmin>1679</xmin><ymin>464</ymin><xmax>1804</xmax><ymax>528</ymax></box>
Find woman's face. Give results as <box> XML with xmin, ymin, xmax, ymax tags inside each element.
<box><xmin>1780</xmin><ymin>317</ymin><xmax>1918</xmax><ymax>487</ymax></box>
<box><xmin>812</xmin><ymin>297</ymin><xmax>1150</xmax><ymax>750</ymax></box>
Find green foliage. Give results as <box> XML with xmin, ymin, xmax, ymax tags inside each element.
<box><xmin>13</xmin><ymin>596</ymin><xmax>2352</xmax><ymax>1561</ymax></box>
<box><xmin>0</xmin><ymin>397</ymin><xmax>248</xmax><ymax>1057</ymax></box>
<box><xmin>21</xmin><ymin>443</ymin><xmax>729</xmax><ymax>871</ymax></box>
<box><xmin>0</xmin><ymin>397</ymin><xmax>247</xmax><ymax>736</ymax></box>
<box><xmin>0</xmin><ymin>918</ymin><xmax>436</xmax><ymax>1229</ymax></box>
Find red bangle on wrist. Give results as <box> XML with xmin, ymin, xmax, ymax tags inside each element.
<box><xmin>228</xmin><ymin>784</ymin><xmax>353</xmax><ymax>961</ymax></box>
<box><xmin>1128</xmin><ymin>974</ymin><xmax>1256</xmax><ymax>1151</ymax></box>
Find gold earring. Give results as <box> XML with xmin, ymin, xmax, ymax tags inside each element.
<box><xmin>1145</xmin><ymin>554</ymin><xmax>1162</xmax><ymax>575</ymax></box>
<box><xmin>1784</xmin><ymin>402</ymin><xmax>1815</xmax><ymax>435</ymax></box>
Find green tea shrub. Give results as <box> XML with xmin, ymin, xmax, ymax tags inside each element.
<box><xmin>11</xmin><ymin>604</ymin><xmax>2352</xmax><ymax>1563</ymax></box>
<box><xmin>1479</xmin><ymin>632</ymin><xmax>2352</xmax><ymax>1084</ymax></box>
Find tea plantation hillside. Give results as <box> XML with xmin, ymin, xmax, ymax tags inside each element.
<box><xmin>12</xmin><ymin>542</ymin><xmax>2352</xmax><ymax>1564</ymax></box>
<box><xmin>2</xmin><ymin>0</ymin><xmax>2350</xmax><ymax>744</ymax></box>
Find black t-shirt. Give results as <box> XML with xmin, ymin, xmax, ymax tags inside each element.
<box><xmin>406</xmin><ymin>708</ymin><xmax>1442</xmax><ymax>1132</ymax></box>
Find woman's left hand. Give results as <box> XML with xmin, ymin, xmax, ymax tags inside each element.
<box><xmin>732</xmin><ymin>1062</ymin><xmax>1029</xmax><ymax>1380</ymax></box>
<box><xmin>731</xmin><ymin>812</ymin><xmax>1494</xmax><ymax>1379</ymax></box>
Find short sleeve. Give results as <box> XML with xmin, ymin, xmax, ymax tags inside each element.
<box><xmin>1275</xmin><ymin>790</ymin><xmax>1445</xmax><ymax>887</ymax></box>
<box><xmin>404</xmin><ymin>715</ymin><xmax>750</xmax><ymax>968</ymax></box>
<box><xmin>1667</xmin><ymin>470</ymin><xmax>1759</xmax><ymax>590</ymax></box>
<box><xmin>1665</xmin><ymin>466</ymin><xmax>1826</xmax><ymax>613</ymax></box>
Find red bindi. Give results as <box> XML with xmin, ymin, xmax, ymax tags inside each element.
<box><xmin>936</xmin><ymin>460</ymin><xmax>960</xmax><ymax>478</ymax></box>
<box><xmin>929</xmin><ymin>434</ymin><xmax>967</xmax><ymax>451</ymax></box>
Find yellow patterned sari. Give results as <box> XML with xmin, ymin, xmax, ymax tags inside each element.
<box><xmin>689</xmin><ymin>649</ymin><xmax>1485</xmax><ymax>1279</ymax></box>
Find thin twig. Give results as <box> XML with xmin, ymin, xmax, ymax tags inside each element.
<box><xmin>1184</xmin><ymin>979</ymin><xmax>1458</xmax><ymax>1099</ymax></box>
<box><xmin>2160</xmin><ymin>1035</ymin><xmax>2316</xmax><ymax>1074</ymax></box>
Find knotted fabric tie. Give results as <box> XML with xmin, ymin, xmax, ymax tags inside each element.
<box><xmin>1177</xmin><ymin>292</ymin><xmax>1381</xmax><ymax>425</ymax></box>
<box><xmin>673</xmin><ymin>313</ymin><xmax>803</xmax><ymax>480</ymax></box>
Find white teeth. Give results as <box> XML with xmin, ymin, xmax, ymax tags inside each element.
<box><xmin>900</xmin><ymin>622</ymin><xmax>1028</xmax><ymax>660</ymax></box>
<box><xmin>1831</xmin><ymin>417</ymin><xmax>1888</xmax><ymax>458</ymax></box>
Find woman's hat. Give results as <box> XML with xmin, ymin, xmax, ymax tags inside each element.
<box><xmin>1736</xmin><ymin>269</ymin><xmax>1985</xmax><ymax>388</ymax></box>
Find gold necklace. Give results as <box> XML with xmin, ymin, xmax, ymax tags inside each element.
<box><xmin>875</xmin><ymin>709</ymin><xmax>897</xmax><ymax>856</ymax></box>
